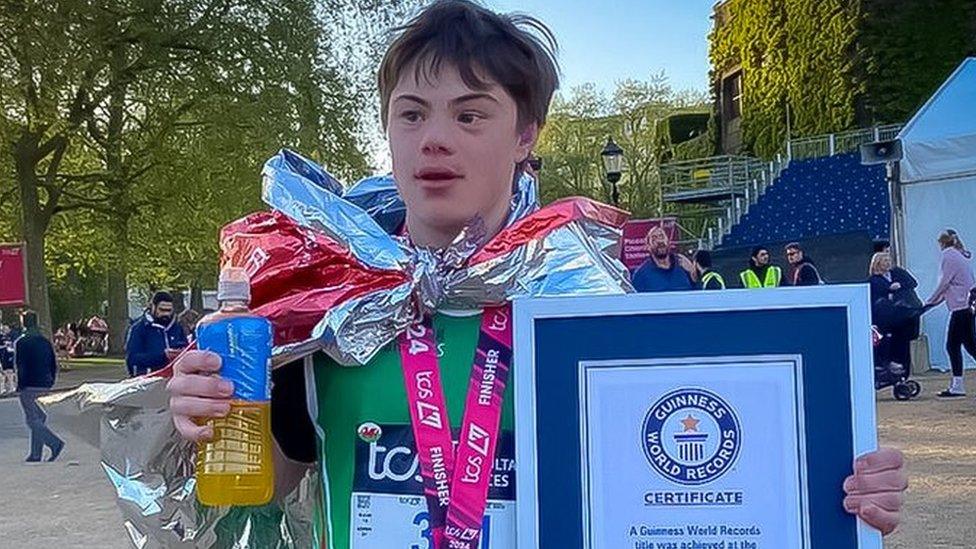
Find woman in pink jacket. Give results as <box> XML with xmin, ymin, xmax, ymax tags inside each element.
<box><xmin>926</xmin><ymin>229</ymin><xmax>976</xmax><ymax>397</ymax></box>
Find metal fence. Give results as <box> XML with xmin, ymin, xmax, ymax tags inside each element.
<box><xmin>787</xmin><ymin>124</ymin><xmax>903</xmax><ymax>161</ymax></box>
<box><xmin>659</xmin><ymin>155</ymin><xmax>769</xmax><ymax>196</ymax></box>
<box><xmin>659</xmin><ymin>124</ymin><xmax>903</xmax><ymax>250</ymax></box>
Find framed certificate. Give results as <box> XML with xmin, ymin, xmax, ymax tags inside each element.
<box><xmin>513</xmin><ymin>285</ymin><xmax>880</xmax><ymax>549</ymax></box>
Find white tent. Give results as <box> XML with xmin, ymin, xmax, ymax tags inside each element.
<box><xmin>897</xmin><ymin>58</ymin><xmax>976</xmax><ymax>370</ymax></box>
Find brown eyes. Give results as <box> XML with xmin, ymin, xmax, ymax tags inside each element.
<box><xmin>397</xmin><ymin>111</ymin><xmax>485</xmax><ymax>124</ymax></box>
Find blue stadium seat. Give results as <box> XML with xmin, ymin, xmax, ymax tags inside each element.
<box><xmin>719</xmin><ymin>153</ymin><xmax>889</xmax><ymax>248</ymax></box>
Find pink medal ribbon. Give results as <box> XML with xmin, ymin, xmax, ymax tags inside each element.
<box><xmin>398</xmin><ymin>306</ymin><xmax>514</xmax><ymax>549</ymax></box>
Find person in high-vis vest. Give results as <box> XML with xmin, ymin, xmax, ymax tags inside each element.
<box><xmin>740</xmin><ymin>246</ymin><xmax>783</xmax><ymax>288</ymax></box>
<box><xmin>693</xmin><ymin>250</ymin><xmax>725</xmax><ymax>290</ymax></box>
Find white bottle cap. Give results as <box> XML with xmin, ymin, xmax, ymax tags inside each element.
<box><xmin>217</xmin><ymin>267</ymin><xmax>251</xmax><ymax>303</ymax></box>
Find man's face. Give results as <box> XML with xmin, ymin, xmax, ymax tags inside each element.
<box><xmin>786</xmin><ymin>248</ymin><xmax>803</xmax><ymax>265</ymax></box>
<box><xmin>647</xmin><ymin>229</ymin><xmax>670</xmax><ymax>259</ymax></box>
<box><xmin>153</xmin><ymin>302</ymin><xmax>174</xmax><ymax>322</ymax></box>
<box><xmin>387</xmin><ymin>63</ymin><xmax>536</xmax><ymax>240</ymax></box>
<box><xmin>754</xmin><ymin>249</ymin><xmax>770</xmax><ymax>266</ymax></box>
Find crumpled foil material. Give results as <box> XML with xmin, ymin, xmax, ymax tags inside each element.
<box><xmin>40</xmin><ymin>149</ymin><xmax>633</xmax><ymax>548</ymax></box>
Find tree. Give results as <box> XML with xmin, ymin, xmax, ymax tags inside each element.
<box><xmin>536</xmin><ymin>78</ymin><xmax>710</xmax><ymax>221</ymax></box>
<box><xmin>1</xmin><ymin>0</ymin><xmax>416</xmax><ymax>344</ymax></box>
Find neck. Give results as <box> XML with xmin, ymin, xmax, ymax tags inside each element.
<box><xmin>406</xmin><ymin>204</ymin><xmax>510</xmax><ymax>250</ymax></box>
<box><xmin>653</xmin><ymin>254</ymin><xmax>671</xmax><ymax>269</ymax></box>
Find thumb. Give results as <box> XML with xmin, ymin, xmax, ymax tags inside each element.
<box><xmin>859</xmin><ymin>503</ymin><xmax>898</xmax><ymax>536</ymax></box>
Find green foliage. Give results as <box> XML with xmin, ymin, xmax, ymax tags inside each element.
<box><xmin>859</xmin><ymin>0</ymin><xmax>976</xmax><ymax>123</ymax></box>
<box><xmin>536</xmin><ymin>77</ymin><xmax>711</xmax><ymax>219</ymax></box>
<box><xmin>710</xmin><ymin>0</ymin><xmax>975</xmax><ymax>158</ymax></box>
<box><xmin>0</xmin><ymin>0</ymin><xmax>417</xmax><ymax>328</ymax></box>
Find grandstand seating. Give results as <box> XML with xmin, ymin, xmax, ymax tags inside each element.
<box><xmin>719</xmin><ymin>152</ymin><xmax>889</xmax><ymax>248</ymax></box>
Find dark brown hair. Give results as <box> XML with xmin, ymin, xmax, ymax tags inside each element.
<box><xmin>377</xmin><ymin>0</ymin><xmax>560</xmax><ymax>132</ymax></box>
<box><xmin>939</xmin><ymin>229</ymin><xmax>966</xmax><ymax>252</ymax></box>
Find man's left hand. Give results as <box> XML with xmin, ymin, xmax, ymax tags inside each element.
<box><xmin>843</xmin><ymin>447</ymin><xmax>907</xmax><ymax>535</ymax></box>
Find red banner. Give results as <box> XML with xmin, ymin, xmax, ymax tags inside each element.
<box><xmin>620</xmin><ymin>218</ymin><xmax>679</xmax><ymax>272</ymax></box>
<box><xmin>0</xmin><ymin>243</ymin><xmax>28</xmax><ymax>307</ymax></box>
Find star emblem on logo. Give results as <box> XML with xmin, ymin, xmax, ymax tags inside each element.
<box><xmin>680</xmin><ymin>414</ymin><xmax>701</xmax><ymax>432</ymax></box>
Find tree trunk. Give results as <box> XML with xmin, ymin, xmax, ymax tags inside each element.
<box><xmin>104</xmin><ymin>44</ymin><xmax>130</xmax><ymax>357</ymax></box>
<box><xmin>106</xmin><ymin>266</ymin><xmax>128</xmax><ymax>356</ymax></box>
<box><xmin>172</xmin><ymin>290</ymin><xmax>187</xmax><ymax>315</ymax></box>
<box><xmin>190</xmin><ymin>282</ymin><xmax>204</xmax><ymax>312</ymax></box>
<box><xmin>13</xmin><ymin>134</ymin><xmax>53</xmax><ymax>337</ymax></box>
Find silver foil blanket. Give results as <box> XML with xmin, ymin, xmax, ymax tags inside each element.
<box><xmin>41</xmin><ymin>149</ymin><xmax>633</xmax><ymax>547</ymax></box>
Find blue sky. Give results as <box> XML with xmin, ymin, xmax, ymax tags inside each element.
<box><xmin>488</xmin><ymin>0</ymin><xmax>714</xmax><ymax>95</ymax></box>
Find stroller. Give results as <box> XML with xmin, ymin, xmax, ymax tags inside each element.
<box><xmin>872</xmin><ymin>326</ymin><xmax>921</xmax><ymax>400</ymax></box>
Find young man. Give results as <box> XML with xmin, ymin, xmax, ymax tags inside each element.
<box><xmin>693</xmin><ymin>250</ymin><xmax>726</xmax><ymax>290</ymax></box>
<box><xmin>785</xmin><ymin>242</ymin><xmax>824</xmax><ymax>286</ymax></box>
<box><xmin>168</xmin><ymin>1</ymin><xmax>906</xmax><ymax>546</ymax></box>
<box><xmin>125</xmin><ymin>291</ymin><xmax>189</xmax><ymax>376</ymax></box>
<box><xmin>739</xmin><ymin>246</ymin><xmax>782</xmax><ymax>288</ymax></box>
<box><xmin>15</xmin><ymin>310</ymin><xmax>65</xmax><ymax>462</ymax></box>
<box><xmin>632</xmin><ymin>226</ymin><xmax>696</xmax><ymax>292</ymax></box>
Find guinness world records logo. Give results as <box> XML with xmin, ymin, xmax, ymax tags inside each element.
<box><xmin>642</xmin><ymin>387</ymin><xmax>742</xmax><ymax>486</ymax></box>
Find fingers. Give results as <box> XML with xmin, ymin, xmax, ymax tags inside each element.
<box><xmin>854</xmin><ymin>448</ymin><xmax>904</xmax><ymax>474</ymax></box>
<box><xmin>167</xmin><ymin>350</ymin><xmax>232</xmax><ymax>443</ymax></box>
<box><xmin>844</xmin><ymin>469</ymin><xmax>909</xmax><ymax>495</ymax></box>
<box><xmin>167</xmin><ymin>373</ymin><xmax>234</xmax><ymax>400</ymax></box>
<box><xmin>857</xmin><ymin>503</ymin><xmax>900</xmax><ymax>536</ymax></box>
<box><xmin>844</xmin><ymin>491</ymin><xmax>905</xmax><ymax>513</ymax></box>
<box><xmin>172</xmin><ymin>350</ymin><xmax>222</xmax><ymax>376</ymax></box>
<box><xmin>170</xmin><ymin>396</ymin><xmax>231</xmax><ymax>419</ymax></box>
<box><xmin>173</xmin><ymin>414</ymin><xmax>213</xmax><ymax>443</ymax></box>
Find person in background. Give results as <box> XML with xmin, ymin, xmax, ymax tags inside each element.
<box><xmin>739</xmin><ymin>246</ymin><xmax>783</xmax><ymax>289</ymax></box>
<box><xmin>925</xmin><ymin>229</ymin><xmax>976</xmax><ymax>398</ymax></box>
<box><xmin>0</xmin><ymin>321</ymin><xmax>16</xmax><ymax>395</ymax></box>
<box><xmin>785</xmin><ymin>242</ymin><xmax>823</xmax><ymax>286</ymax></box>
<box><xmin>869</xmin><ymin>252</ymin><xmax>921</xmax><ymax>371</ymax></box>
<box><xmin>632</xmin><ymin>226</ymin><xmax>695</xmax><ymax>292</ymax></box>
<box><xmin>693</xmin><ymin>249</ymin><xmax>726</xmax><ymax>290</ymax></box>
<box><xmin>125</xmin><ymin>291</ymin><xmax>189</xmax><ymax>377</ymax></box>
<box><xmin>14</xmin><ymin>310</ymin><xmax>64</xmax><ymax>462</ymax></box>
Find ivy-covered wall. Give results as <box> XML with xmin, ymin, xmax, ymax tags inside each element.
<box><xmin>859</xmin><ymin>0</ymin><xmax>976</xmax><ymax>124</ymax></box>
<box><xmin>710</xmin><ymin>0</ymin><xmax>976</xmax><ymax>159</ymax></box>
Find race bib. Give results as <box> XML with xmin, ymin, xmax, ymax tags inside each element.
<box><xmin>350</xmin><ymin>424</ymin><xmax>516</xmax><ymax>549</ymax></box>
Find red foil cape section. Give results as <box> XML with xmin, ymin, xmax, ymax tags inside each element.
<box><xmin>155</xmin><ymin>196</ymin><xmax>626</xmax><ymax>377</ymax></box>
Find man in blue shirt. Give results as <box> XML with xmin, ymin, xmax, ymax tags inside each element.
<box><xmin>632</xmin><ymin>226</ymin><xmax>695</xmax><ymax>292</ymax></box>
<box><xmin>125</xmin><ymin>291</ymin><xmax>189</xmax><ymax>376</ymax></box>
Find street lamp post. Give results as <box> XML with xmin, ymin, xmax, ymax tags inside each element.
<box><xmin>601</xmin><ymin>137</ymin><xmax>624</xmax><ymax>206</ymax></box>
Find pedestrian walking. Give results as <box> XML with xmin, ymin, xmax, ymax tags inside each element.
<box><xmin>14</xmin><ymin>310</ymin><xmax>65</xmax><ymax>462</ymax></box>
<box><xmin>925</xmin><ymin>229</ymin><xmax>976</xmax><ymax>398</ymax></box>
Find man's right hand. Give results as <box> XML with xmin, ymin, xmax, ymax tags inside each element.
<box><xmin>166</xmin><ymin>350</ymin><xmax>233</xmax><ymax>442</ymax></box>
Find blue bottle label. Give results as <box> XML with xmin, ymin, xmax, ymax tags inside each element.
<box><xmin>196</xmin><ymin>316</ymin><xmax>272</xmax><ymax>402</ymax></box>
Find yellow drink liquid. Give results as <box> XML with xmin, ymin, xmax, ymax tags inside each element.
<box><xmin>195</xmin><ymin>401</ymin><xmax>274</xmax><ymax>506</ymax></box>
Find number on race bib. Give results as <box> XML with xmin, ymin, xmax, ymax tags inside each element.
<box><xmin>410</xmin><ymin>511</ymin><xmax>492</xmax><ymax>549</ymax></box>
<box><xmin>412</xmin><ymin>512</ymin><xmax>433</xmax><ymax>549</ymax></box>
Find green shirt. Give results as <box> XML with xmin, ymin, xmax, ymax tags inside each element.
<box><xmin>308</xmin><ymin>312</ymin><xmax>516</xmax><ymax>549</ymax></box>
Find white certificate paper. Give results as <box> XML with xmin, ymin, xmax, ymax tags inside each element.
<box><xmin>580</xmin><ymin>356</ymin><xmax>809</xmax><ymax>549</ymax></box>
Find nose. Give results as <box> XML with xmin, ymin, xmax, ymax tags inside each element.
<box><xmin>419</xmin><ymin>115</ymin><xmax>455</xmax><ymax>157</ymax></box>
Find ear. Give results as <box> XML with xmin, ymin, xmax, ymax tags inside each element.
<box><xmin>514</xmin><ymin>122</ymin><xmax>539</xmax><ymax>163</ymax></box>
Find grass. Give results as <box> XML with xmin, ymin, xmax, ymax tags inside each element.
<box><xmin>59</xmin><ymin>356</ymin><xmax>125</xmax><ymax>369</ymax></box>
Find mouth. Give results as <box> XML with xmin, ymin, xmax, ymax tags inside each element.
<box><xmin>415</xmin><ymin>167</ymin><xmax>464</xmax><ymax>188</ymax></box>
